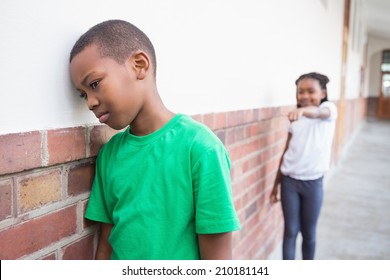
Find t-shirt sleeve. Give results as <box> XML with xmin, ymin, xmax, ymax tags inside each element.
<box><xmin>84</xmin><ymin>153</ymin><xmax>113</xmax><ymax>224</ymax></box>
<box><xmin>192</xmin><ymin>143</ymin><xmax>241</xmax><ymax>234</ymax></box>
<box><xmin>320</xmin><ymin>101</ymin><xmax>338</xmax><ymax>121</ymax></box>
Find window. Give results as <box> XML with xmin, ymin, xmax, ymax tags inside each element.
<box><xmin>381</xmin><ymin>50</ymin><xmax>390</xmax><ymax>72</ymax></box>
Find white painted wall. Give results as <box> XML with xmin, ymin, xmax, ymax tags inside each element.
<box><xmin>344</xmin><ymin>0</ymin><xmax>368</xmax><ymax>99</ymax></box>
<box><xmin>0</xmin><ymin>0</ymin><xmax>346</xmax><ymax>134</ymax></box>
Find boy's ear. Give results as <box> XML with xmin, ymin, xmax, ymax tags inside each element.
<box><xmin>132</xmin><ymin>51</ymin><xmax>150</xmax><ymax>80</ymax></box>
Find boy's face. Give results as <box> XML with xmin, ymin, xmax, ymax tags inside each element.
<box><xmin>70</xmin><ymin>45</ymin><xmax>145</xmax><ymax>130</ymax></box>
<box><xmin>296</xmin><ymin>78</ymin><xmax>326</xmax><ymax>107</ymax></box>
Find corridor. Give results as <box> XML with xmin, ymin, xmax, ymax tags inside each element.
<box><xmin>316</xmin><ymin>118</ymin><xmax>390</xmax><ymax>259</ymax></box>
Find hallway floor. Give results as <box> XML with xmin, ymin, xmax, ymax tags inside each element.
<box><xmin>268</xmin><ymin>118</ymin><xmax>390</xmax><ymax>260</ymax></box>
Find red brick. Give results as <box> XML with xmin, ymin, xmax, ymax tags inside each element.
<box><xmin>215</xmin><ymin>130</ymin><xmax>226</xmax><ymax>145</ymax></box>
<box><xmin>0</xmin><ymin>205</ymin><xmax>77</xmax><ymax>259</ymax></box>
<box><xmin>41</xmin><ymin>253</ymin><xmax>56</xmax><ymax>260</ymax></box>
<box><xmin>245</xmin><ymin>201</ymin><xmax>258</xmax><ymax>220</ymax></box>
<box><xmin>264</xmin><ymin>133</ymin><xmax>275</xmax><ymax>146</ymax></box>
<box><xmin>236</xmin><ymin>224</ymin><xmax>261</xmax><ymax>258</ymax></box>
<box><xmin>62</xmin><ymin>234</ymin><xmax>95</xmax><ymax>260</ymax></box>
<box><xmin>252</xmin><ymin>109</ymin><xmax>260</xmax><ymax>121</ymax></box>
<box><xmin>226</xmin><ymin>126</ymin><xmax>246</xmax><ymax>145</ymax></box>
<box><xmin>275</xmin><ymin>128</ymin><xmax>288</xmax><ymax>141</ymax></box>
<box><xmin>89</xmin><ymin>125</ymin><xmax>118</xmax><ymax>157</ymax></box>
<box><xmin>0</xmin><ymin>131</ymin><xmax>41</xmax><ymax>175</ymax></box>
<box><xmin>242</xmin><ymin>154</ymin><xmax>263</xmax><ymax>174</ymax></box>
<box><xmin>227</xmin><ymin>110</ymin><xmax>245</xmax><ymax>127</ymax></box>
<box><xmin>68</xmin><ymin>162</ymin><xmax>95</xmax><ymax>196</ymax></box>
<box><xmin>228</xmin><ymin>138</ymin><xmax>261</xmax><ymax>161</ymax></box>
<box><xmin>262</xmin><ymin>148</ymin><xmax>273</xmax><ymax>163</ymax></box>
<box><xmin>18</xmin><ymin>169</ymin><xmax>62</xmax><ymax>213</ymax></box>
<box><xmin>268</xmin><ymin>160</ymin><xmax>279</xmax><ymax>178</ymax></box>
<box><xmin>202</xmin><ymin>113</ymin><xmax>215</xmax><ymax>130</ymax></box>
<box><xmin>47</xmin><ymin>127</ymin><xmax>86</xmax><ymax>165</ymax></box>
<box><xmin>234</xmin><ymin>126</ymin><xmax>246</xmax><ymax>142</ymax></box>
<box><xmin>244</xmin><ymin>109</ymin><xmax>255</xmax><ymax>123</ymax></box>
<box><xmin>264</xmin><ymin>233</ymin><xmax>282</xmax><ymax>258</ymax></box>
<box><xmin>271</xmin><ymin>107</ymin><xmax>281</xmax><ymax>117</ymax></box>
<box><xmin>258</xmin><ymin>120</ymin><xmax>271</xmax><ymax>134</ymax></box>
<box><xmin>215</xmin><ymin>112</ymin><xmax>227</xmax><ymax>130</ymax></box>
<box><xmin>258</xmin><ymin>108</ymin><xmax>273</xmax><ymax>120</ymax></box>
<box><xmin>231</xmin><ymin>161</ymin><xmax>242</xmax><ymax>180</ymax></box>
<box><xmin>225</xmin><ymin>129</ymin><xmax>235</xmax><ymax>146</ymax></box>
<box><xmin>245</xmin><ymin>123</ymin><xmax>260</xmax><ymax>138</ymax></box>
<box><xmin>0</xmin><ymin>179</ymin><xmax>13</xmax><ymax>220</ymax></box>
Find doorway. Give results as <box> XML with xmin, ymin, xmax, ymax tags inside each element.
<box><xmin>377</xmin><ymin>50</ymin><xmax>390</xmax><ymax>118</ymax></box>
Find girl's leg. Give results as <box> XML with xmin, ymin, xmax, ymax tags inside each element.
<box><xmin>280</xmin><ymin>175</ymin><xmax>301</xmax><ymax>260</ymax></box>
<box><xmin>300</xmin><ymin>177</ymin><xmax>323</xmax><ymax>260</ymax></box>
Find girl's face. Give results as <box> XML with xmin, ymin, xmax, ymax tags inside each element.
<box><xmin>296</xmin><ymin>78</ymin><xmax>326</xmax><ymax>107</ymax></box>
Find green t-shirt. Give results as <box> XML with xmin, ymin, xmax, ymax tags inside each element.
<box><xmin>85</xmin><ymin>114</ymin><xmax>240</xmax><ymax>260</ymax></box>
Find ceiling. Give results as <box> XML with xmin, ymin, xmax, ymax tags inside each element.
<box><xmin>361</xmin><ymin>0</ymin><xmax>390</xmax><ymax>39</ymax></box>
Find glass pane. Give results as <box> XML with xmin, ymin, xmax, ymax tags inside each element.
<box><xmin>381</xmin><ymin>63</ymin><xmax>390</xmax><ymax>71</ymax></box>
<box><xmin>384</xmin><ymin>51</ymin><xmax>390</xmax><ymax>63</ymax></box>
<box><xmin>382</xmin><ymin>74</ymin><xmax>390</xmax><ymax>97</ymax></box>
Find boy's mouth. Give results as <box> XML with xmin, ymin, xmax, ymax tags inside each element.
<box><xmin>96</xmin><ymin>112</ymin><xmax>110</xmax><ymax>123</ymax></box>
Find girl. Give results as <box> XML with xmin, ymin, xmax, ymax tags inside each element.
<box><xmin>271</xmin><ymin>72</ymin><xmax>337</xmax><ymax>260</ymax></box>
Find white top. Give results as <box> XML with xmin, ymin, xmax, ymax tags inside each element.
<box><xmin>281</xmin><ymin>101</ymin><xmax>338</xmax><ymax>180</ymax></box>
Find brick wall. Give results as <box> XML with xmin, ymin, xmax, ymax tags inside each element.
<box><xmin>336</xmin><ymin>97</ymin><xmax>367</xmax><ymax>150</ymax></box>
<box><xmin>0</xmin><ymin>126</ymin><xmax>117</xmax><ymax>260</ymax></box>
<box><xmin>193</xmin><ymin>107</ymin><xmax>291</xmax><ymax>259</ymax></box>
<box><xmin>0</xmin><ymin>99</ymin><xmax>366</xmax><ymax>260</ymax></box>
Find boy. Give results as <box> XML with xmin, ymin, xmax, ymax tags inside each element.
<box><xmin>69</xmin><ymin>20</ymin><xmax>240</xmax><ymax>260</ymax></box>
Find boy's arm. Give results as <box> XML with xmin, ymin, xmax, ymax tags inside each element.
<box><xmin>95</xmin><ymin>222</ymin><xmax>113</xmax><ymax>260</ymax></box>
<box><xmin>198</xmin><ymin>232</ymin><xmax>232</xmax><ymax>260</ymax></box>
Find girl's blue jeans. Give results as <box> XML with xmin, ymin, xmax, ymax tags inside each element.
<box><xmin>280</xmin><ymin>175</ymin><xmax>323</xmax><ymax>260</ymax></box>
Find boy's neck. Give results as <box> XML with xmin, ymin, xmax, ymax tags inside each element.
<box><xmin>129</xmin><ymin>94</ymin><xmax>175</xmax><ymax>136</ymax></box>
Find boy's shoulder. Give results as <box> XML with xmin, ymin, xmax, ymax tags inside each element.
<box><xmin>98</xmin><ymin>114</ymin><xmax>222</xmax><ymax>151</ymax></box>
<box><xmin>177</xmin><ymin>114</ymin><xmax>209</xmax><ymax>133</ymax></box>
<box><xmin>176</xmin><ymin>114</ymin><xmax>223</xmax><ymax>146</ymax></box>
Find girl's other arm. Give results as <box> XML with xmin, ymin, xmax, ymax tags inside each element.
<box><xmin>95</xmin><ymin>223</ymin><xmax>113</xmax><ymax>260</ymax></box>
<box><xmin>198</xmin><ymin>232</ymin><xmax>232</xmax><ymax>259</ymax></box>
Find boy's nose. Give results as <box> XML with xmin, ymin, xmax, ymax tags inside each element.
<box><xmin>87</xmin><ymin>94</ymin><xmax>99</xmax><ymax>110</ymax></box>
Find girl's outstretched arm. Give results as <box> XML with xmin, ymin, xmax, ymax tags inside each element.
<box><xmin>287</xmin><ymin>106</ymin><xmax>331</xmax><ymax>121</ymax></box>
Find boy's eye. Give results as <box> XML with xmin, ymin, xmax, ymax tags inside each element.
<box><xmin>90</xmin><ymin>80</ymin><xmax>100</xmax><ymax>89</ymax></box>
<box><xmin>79</xmin><ymin>92</ymin><xmax>87</xmax><ymax>100</ymax></box>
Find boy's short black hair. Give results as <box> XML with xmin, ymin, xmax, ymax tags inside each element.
<box><xmin>70</xmin><ymin>19</ymin><xmax>157</xmax><ymax>75</ymax></box>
